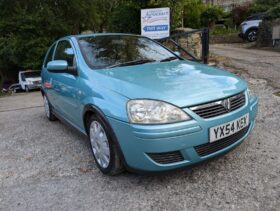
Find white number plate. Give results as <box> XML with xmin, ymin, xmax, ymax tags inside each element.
<box><xmin>209</xmin><ymin>113</ymin><xmax>249</xmax><ymax>143</ymax></box>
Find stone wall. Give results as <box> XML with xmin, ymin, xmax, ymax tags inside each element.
<box><xmin>257</xmin><ymin>19</ymin><xmax>280</xmax><ymax>48</ymax></box>
<box><xmin>162</xmin><ymin>28</ymin><xmax>202</xmax><ymax>60</ymax></box>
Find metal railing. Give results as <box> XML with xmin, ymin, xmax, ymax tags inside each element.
<box><xmin>156</xmin><ymin>28</ymin><xmax>209</xmax><ymax>64</ymax></box>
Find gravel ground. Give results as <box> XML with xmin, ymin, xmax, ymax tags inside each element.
<box><xmin>0</xmin><ymin>45</ymin><xmax>279</xmax><ymax>210</ymax></box>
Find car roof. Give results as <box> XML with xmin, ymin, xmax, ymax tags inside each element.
<box><xmin>19</xmin><ymin>70</ymin><xmax>41</xmax><ymax>73</ymax></box>
<box><xmin>62</xmin><ymin>33</ymin><xmax>142</xmax><ymax>40</ymax></box>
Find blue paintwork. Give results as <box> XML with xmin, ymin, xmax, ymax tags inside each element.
<box><xmin>47</xmin><ymin>60</ymin><xmax>68</xmax><ymax>71</ymax></box>
<box><xmin>41</xmin><ymin>34</ymin><xmax>258</xmax><ymax>172</ymax></box>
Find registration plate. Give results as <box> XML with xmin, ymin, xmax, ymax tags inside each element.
<box><xmin>209</xmin><ymin>113</ymin><xmax>249</xmax><ymax>143</ymax></box>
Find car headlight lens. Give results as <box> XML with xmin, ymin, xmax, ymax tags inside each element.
<box><xmin>127</xmin><ymin>100</ymin><xmax>191</xmax><ymax>124</ymax></box>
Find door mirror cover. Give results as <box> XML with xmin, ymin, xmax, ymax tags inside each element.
<box><xmin>47</xmin><ymin>60</ymin><xmax>68</xmax><ymax>72</ymax></box>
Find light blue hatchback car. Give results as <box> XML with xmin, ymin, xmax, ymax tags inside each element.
<box><xmin>41</xmin><ymin>34</ymin><xmax>258</xmax><ymax>175</ymax></box>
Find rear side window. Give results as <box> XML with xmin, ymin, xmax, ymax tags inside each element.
<box><xmin>44</xmin><ymin>44</ymin><xmax>56</xmax><ymax>67</ymax></box>
<box><xmin>54</xmin><ymin>40</ymin><xmax>75</xmax><ymax>67</ymax></box>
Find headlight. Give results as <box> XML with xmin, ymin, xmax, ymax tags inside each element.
<box><xmin>127</xmin><ymin>99</ymin><xmax>191</xmax><ymax>124</ymax></box>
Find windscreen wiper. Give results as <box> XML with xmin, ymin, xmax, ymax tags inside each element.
<box><xmin>107</xmin><ymin>59</ymin><xmax>155</xmax><ymax>68</ymax></box>
<box><xmin>160</xmin><ymin>56</ymin><xmax>179</xmax><ymax>62</ymax></box>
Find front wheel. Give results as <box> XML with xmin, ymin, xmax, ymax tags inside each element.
<box><xmin>246</xmin><ymin>29</ymin><xmax>258</xmax><ymax>42</ymax></box>
<box><xmin>25</xmin><ymin>86</ymin><xmax>29</xmax><ymax>92</ymax></box>
<box><xmin>43</xmin><ymin>95</ymin><xmax>57</xmax><ymax>121</ymax></box>
<box><xmin>87</xmin><ymin>115</ymin><xmax>124</xmax><ymax>175</ymax></box>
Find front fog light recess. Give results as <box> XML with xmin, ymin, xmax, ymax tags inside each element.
<box><xmin>127</xmin><ymin>100</ymin><xmax>191</xmax><ymax>124</ymax></box>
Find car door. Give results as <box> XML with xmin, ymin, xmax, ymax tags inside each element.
<box><xmin>42</xmin><ymin>43</ymin><xmax>60</xmax><ymax>109</ymax></box>
<box><xmin>52</xmin><ymin>39</ymin><xmax>81</xmax><ymax>125</ymax></box>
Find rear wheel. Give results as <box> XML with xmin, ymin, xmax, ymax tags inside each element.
<box><xmin>246</xmin><ymin>28</ymin><xmax>258</xmax><ymax>42</ymax></box>
<box><xmin>43</xmin><ymin>95</ymin><xmax>57</xmax><ymax>121</ymax></box>
<box><xmin>87</xmin><ymin>115</ymin><xmax>124</xmax><ymax>175</ymax></box>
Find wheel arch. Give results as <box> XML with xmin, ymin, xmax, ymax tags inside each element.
<box><xmin>245</xmin><ymin>27</ymin><xmax>258</xmax><ymax>34</ymax></box>
<box><xmin>83</xmin><ymin>104</ymin><xmax>128</xmax><ymax>169</ymax></box>
<box><xmin>40</xmin><ymin>88</ymin><xmax>45</xmax><ymax>97</ymax></box>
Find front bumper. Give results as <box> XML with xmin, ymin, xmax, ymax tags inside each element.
<box><xmin>108</xmin><ymin>95</ymin><xmax>258</xmax><ymax>172</ymax></box>
<box><xmin>26</xmin><ymin>83</ymin><xmax>41</xmax><ymax>90</ymax></box>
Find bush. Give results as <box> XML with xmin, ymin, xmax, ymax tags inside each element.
<box><xmin>231</xmin><ymin>4</ymin><xmax>252</xmax><ymax>26</ymax></box>
<box><xmin>255</xmin><ymin>0</ymin><xmax>280</xmax><ymax>6</ymax></box>
<box><xmin>108</xmin><ymin>3</ymin><xmax>140</xmax><ymax>34</ymax></box>
<box><xmin>265</xmin><ymin>3</ymin><xmax>280</xmax><ymax>20</ymax></box>
<box><xmin>201</xmin><ymin>6</ymin><xmax>224</xmax><ymax>28</ymax></box>
<box><xmin>247</xmin><ymin>4</ymin><xmax>271</xmax><ymax>16</ymax></box>
<box><xmin>182</xmin><ymin>0</ymin><xmax>206</xmax><ymax>29</ymax></box>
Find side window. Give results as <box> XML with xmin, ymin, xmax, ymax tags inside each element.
<box><xmin>44</xmin><ymin>44</ymin><xmax>56</xmax><ymax>67</ymax></box>
<box><xmin>54</xmin><ymin>40</ymin><xmax>75</xmax><ymax>67</ymax></box>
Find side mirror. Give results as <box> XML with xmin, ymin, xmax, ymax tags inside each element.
<box><xmin>47</xmin><ymin>60</ymin><xmax>77</xmax><ymax>76</ymax></box>
<box><xmin>47</xmin><ymin>60</ymin><xmax>68</xmax><ymax>71</ymax></box>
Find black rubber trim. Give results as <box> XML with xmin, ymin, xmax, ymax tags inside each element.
<box><xmin>83</xmin><ymin>104</ymin><xmax>129</xmax><ymax>171</ymax></box>
<box><xmin>195</xmin><ymin>124</ymin><xmax>250</xmax><ymax>157</ymax></box>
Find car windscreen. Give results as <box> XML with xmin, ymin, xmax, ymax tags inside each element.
<box><xmin>77</xmin><ymin>35</ymin><xmax>177</xmax><ymax>69</ymax></box>
<box><xmin>23</xmin><ymin>71</ymin><xmax>41</xmax><ymax>78</ymax></box>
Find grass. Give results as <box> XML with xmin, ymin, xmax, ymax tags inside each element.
<box><xmin>0</xmin><ymin>92</ymin><xmax>7</xmax><ymax>98</ymax></box>
<box><xmin>210</xmin><ymin>26</ymin><xmax>239</xmax><ymax>35</ymax></box>
<box><xmin>274</xmin><ymin>91</ymin><xmax>280</xmax><ymax>97</ymax></box>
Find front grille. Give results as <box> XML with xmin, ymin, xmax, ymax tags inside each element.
<box><xmin>190</xmin><ymin>93</ymin><xmax>246</xmax><ymax>119</ymax></box>
<box><xmin>147</xmin><ymin>151</ymin><xmax>184</xmax><ymax>164</ymax></box>
<box><xmin>194</xmin><ymin>124</ymin><xmax>250</xmax><ymax>157</ymax></box>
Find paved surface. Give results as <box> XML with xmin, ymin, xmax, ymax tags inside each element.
<box><xmin>0</xmin><ymin>45</ymin><xmax>280</xmax><ymax>210</ymax></box>
<box><xmin>210</xmin><ymin>44</ymin><xmax>280</xmax><ymax>89</ymax></box>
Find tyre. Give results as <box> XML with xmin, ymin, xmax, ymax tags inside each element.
<box><xmin>246</xmin><ymin>28</ymin><xmax>258</xmax><ymax>42</ymax></box>
<box><xmin>25</xmin><ymin>86</ymin><xmax>29</xmax><ymax>92</ymax></box>
<box><xmin>43</xmin><ymin>95</ymin><xmax>57</xmax><ymax>121</ymax></box>
<box><xmin>87</xmin><ymin>115</ymin><xmax>124</xmax><ymax>175</ymax></box>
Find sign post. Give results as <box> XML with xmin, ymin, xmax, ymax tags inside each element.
<box><xmin>141</xmin><ymin>7</ymin><xmax>170</xmax><ymax>39</ymax></box>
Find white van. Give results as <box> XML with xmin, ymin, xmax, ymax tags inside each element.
<box><xmin>19</xmin><ymin>70</ymin><xmax>41</xmax><ymax>92</ymax></box>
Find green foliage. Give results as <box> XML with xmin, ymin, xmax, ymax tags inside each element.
<box><xmin>231</xmin><ymin>4</ymin><xmax>252</xmax><ymax>26</ymax></box>
<box><xmin>109</xmin><ymin>2</ymin><xmax>141</xmax><ymax>34</ymax></box>
<box><xmin>0</xmin><ymin>0</ymin><xmax>101</xmax><ymax>80</ymax></box>
<box><xmin>0</xmin><ymin>0</ymin><xmax>235</xmax><ymax>85</ymax></box>
<box><xmin>255</xmin><ymin>0</ymin><xmax>280</xmax><ymax>6</ymax></box>
<box><xmin>265</xmin><ymin>3</ymin><xmax>280</xmax><ymax>20</ymax></box>
<box><xmin>182</xmin><ymin>0</ymin><xmax>206</xmax><ymax>28</ymax></box>
<box><xmin>210</xmin><ymin>26</ymin><xmax>239</xmax><ymax>35</ymax></box>
<box><xmin>201</xmin><ymin>6</ymin><xmax>224</xmax><ymax>28</ymax></box>
<box><xmin>247</xmin><ymin>4</ymin><xmax>271</xmax><ymax>15</ymax></box>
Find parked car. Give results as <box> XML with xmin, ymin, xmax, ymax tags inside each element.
<box><xmin>19</xmin><ymin>70</ymin><xmax>41</xmax><ymax>92</ymax></box>
<box><xmin>41</xmin><ymin>34</ymin><xmax>258</xmax><ymax>175</ymax></box>
<box><xmin>239</xmin><ymin>13</ymin><xmax>265</xmax><ymax>42</ymax></box>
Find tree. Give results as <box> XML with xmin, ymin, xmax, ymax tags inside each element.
<box><xmin>201</xmin><ymin>6</ymin><xmax>224</xmax><ymax>28</ymax></box>
<box><xmin>0</xmin><ymin>0</ymin><xmax>100</xmax><ymax>87</ymax></box>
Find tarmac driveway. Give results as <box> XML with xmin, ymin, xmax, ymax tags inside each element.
<box><xmin>0</xmin><ymin>45</ymin><xmax>279</xmax><ymax>210</ymax></box>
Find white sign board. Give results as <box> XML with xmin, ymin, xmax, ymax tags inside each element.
<box><xmin>141</xmin><ymin>7</ymin><xmax>170</xmax><ymax>39</ymax></box>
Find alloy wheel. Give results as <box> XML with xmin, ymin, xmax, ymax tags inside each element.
<box><xmin>248</xmin><ymin>31</ymin><xmax>257</xmax><ymax>42</ymax></box>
